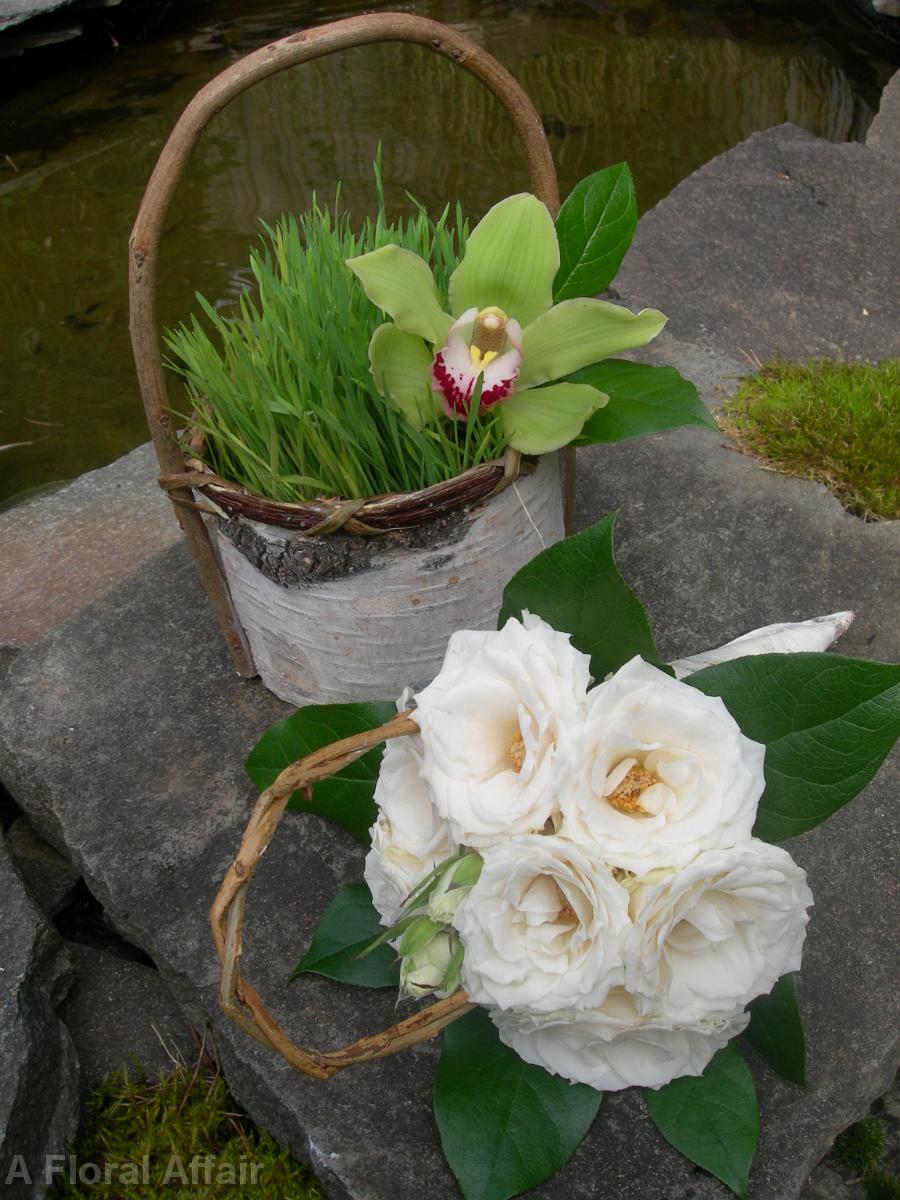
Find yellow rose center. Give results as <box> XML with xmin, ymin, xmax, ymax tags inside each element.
<box><xmin>606</xmin><ymin>763</ymin><xmax>662</xmax><ymax>815</ymax></box>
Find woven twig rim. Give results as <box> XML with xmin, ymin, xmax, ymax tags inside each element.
<box><xmin>160</xmin><ymin>439</ymin><xmax>531</xmax><ymax>534</ymax></box>
<box><xmin>210</xmin><ymin>713</ymin><xmax>475</xmax><ymax>1080</ymax></box>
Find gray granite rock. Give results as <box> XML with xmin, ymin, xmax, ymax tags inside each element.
<box><xmin>614</xmin><ymin>123</ymin><xmax>900</xmax><ymax>363</ymax></box>
<box><xmin>0</xmin><ymin>441</ymin><xmax>179</xmax><ymax>649</ymax></box>
<box><xmin>0</xmin><ymin>839</ymin><xmax>79</xmax><ymax>1200</ymax></box>
<box><xmin>868</xmin><ymin>69</ymin><xmax>900</xmax><ymax>164</ymax></box>
<box><xmin>0</xmin><ymin>0</ymin><xmax>75</xmax><ymax>32</ymax></box>
<box><xmin>0</xmin><ymin>523</ymin><xmax>896</xmax><ymax>1200</ymax></box>
<box><xmin>6</xmin><ymin>817</ymin><xmax>79</xmax><ymax>916</ymax></box>
<box><xmin>60</xmin><ymin>943</ymin><xmax>197</xmax><ymax>1095</ymax></box>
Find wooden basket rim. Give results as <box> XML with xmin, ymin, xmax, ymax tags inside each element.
<box><xmin>160</xmin><ymin>439</ymin><xmax>532</xmax><ymax>534</ymax></box>
<box><xmin>209</xmin><ymin>712</ymin><xmax>474</xmax><ymax>1080</ymax></box>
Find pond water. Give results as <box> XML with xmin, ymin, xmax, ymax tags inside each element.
<box><xmin>0</xmin><ymin>0</ymin><xmax>895</xmax><ymax>506</ymax></box>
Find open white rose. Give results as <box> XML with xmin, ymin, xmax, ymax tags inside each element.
<box><xmin>364</xmin><ymin>736</ymin><xmax>455</xmax><ymax>927</ymax></box>
<box><xmin>492</xmin><ymin>987</ymin><xmax>749</xmax><ymax>1091</ymax></box>
<box><xmin>562</xmin><ymin>657</ymin><xmax>765</xmax><ymax>872</ymax></box>
<box><xmin>452</xmin><ymin>834</ymin><xmax>630</xmax><ymax>1013</ymax></box>
<box><xmin>626</xmin><ymin>839</ymin><xmax>812</xmax><ymax>1022</ymax></box>
<box><xmin>412</xmin><ymin>613</ymin><xmax>591</xmax><ymax>846</ymax></box>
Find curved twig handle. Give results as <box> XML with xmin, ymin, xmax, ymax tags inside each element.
<box><xmin>210</xmin><ymin>711</ymin><xmax>475</xmax><ymax>1080</ymax></box>
<box><xmin>129</xmin><ymin>13</ymin><xmax>562</xmax><ymax>678</ymax></box>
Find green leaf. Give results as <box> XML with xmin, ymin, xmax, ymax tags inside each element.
<box><xmin>499</xmin><ymin>514</ymin><xmax>667</xmax><ymax>679</ymax></box>
<box><xmin>290</xmin><ymin>884</ymin><xmax>400</xmax><ymax>987</ymax></box>
<box><xmin>643</xmin><ymin>1045</ymin><xmax>759</xmax><ymax>1199</ymax></box>
<box><xmin>245</xmin><ymin>701</ymin><xmax>397</xmax><ymax>844</ymax></box>
<box><xmin>500</xmin><ymin>381</ymin><xmax>606</xmax><ymax>454</ymax></box>
<box><xmin>686</xmin><ymin>654</ymin><xmax>900</xmax><ymax>841</ymax></box>
<box><xmin>744</xmin><ymin>974</ymin><xmax>806</xmax><ymax>1085</ymax></box>
<box><xmin>553</xmin><ymin>163</ymin><xmax>638</xmax><ymax>302</ymax></box>
<box><xmin>434</xmin><ymin>1009</ymin><xmax>601</xmax><ymax>1200</ymax></box>
<box><xmin>569</xmin><ymin>359</ymin><xmax>717</xmax><ymax>444</ymax></box>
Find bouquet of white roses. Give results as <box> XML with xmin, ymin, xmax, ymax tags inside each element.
<box><xmin>236</xmin><ymin>517</ymin><xmax>900</xmax><ymax>1200</ymax></box>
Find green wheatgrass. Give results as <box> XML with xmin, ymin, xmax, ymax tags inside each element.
<box><xmin>719</xmin><ymin>359</ymin><xmax>899</xmax><ymax>521</ymax></box>
<box><xmin>165</xmin><ymin>169</ymin><xmax>508</xmax><ymax>503</ymax></box>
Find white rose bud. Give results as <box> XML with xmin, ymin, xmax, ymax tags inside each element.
<box><xmin>364</xmin><ymin>736</ymin><xmax>456</xmax><ymax>927</ymax></box>
<box><xmin>412</xmin><ymin>613</ymin><xmax>591</xmax><ymax>846</ymax></box>
<box><xmin>491</xmin><ymin>987</ymin><xmax>750</xmax><ymax>1091</ymax></box>
<box><xmin>626</xmin><ymin>839</ymin><xmax>813</xmax><ymax>1022</ymax></box>
<box><xmin>563</xmin><ymin>656</ymin><xmax>765</xmax><ymax>872</ymax></box>
<box><xmin>452</xmin><ymin>834</ymin><xmax>629</xmax><ymax>1014</ymax></box>
<box><xmin>400</xmin><ymin>930</ymin><xmax>456</xmax><ymax>999</ymax></box>
<box><xmin>427</xmin><ymin>854</ymin><xmax>484</xmax><ymax>923</ymax></box>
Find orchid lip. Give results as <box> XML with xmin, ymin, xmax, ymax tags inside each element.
<box><xmin>431</xmin><ymin>306</ymin><xmax>523</xmax><ymax>419</ymax></box>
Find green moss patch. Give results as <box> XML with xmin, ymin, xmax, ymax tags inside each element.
<box><xmin>719</xmin><ymin>359</ymin><xmax>899</xmax><ymax>521</ymax></box>
<box><xmin>49</xmin><ymin>1059</ymin><xmax>324</xmax><ymax>1199</ymax></box>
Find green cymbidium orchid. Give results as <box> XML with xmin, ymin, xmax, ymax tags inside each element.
<box><xmin>347</xmin><ymin>194</ymin><xmax>667</xmax><ymax>455</ymax></box>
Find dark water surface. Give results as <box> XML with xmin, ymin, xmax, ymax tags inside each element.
<box><xmin>0</xmin><ymin>0</ymin><xmax>895</xmax><ymax>505</ymax></box>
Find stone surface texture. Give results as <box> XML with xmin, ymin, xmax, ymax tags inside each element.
<box><xmin>60</xmin><ymin>943</ymin><xmax>198</xmax><ymax>1094</ymax></box>
<box><xmin>614</xmin><ymin>123</ymin><xmax>900</xmax><ymax>363</ymax></box>
<box><xmin>0</xmin><ymin>442</ymin><xmax>179</xmax><ymax>648</ymax></box>
<box><xmin>0</xmin><ymin>122</ymin><xmax>898</xmax><ymax>1200</ymax></box>
<box><xmin>867</xmin><ymin>68</ymin><xmax>900</xmax><ymax>163</ymax></box>
<box><xmin>6</xmin><ymin>816</ymin><xmax>79</xmax><ymax>916</ymax></box>
<box><xmin>0</xmin><ymin>838</ymin><xmax>79</xmax><ymax>1200</ymax></box>
<box><xmin>0</xmin><ymin>0</ymin><xmax>75</xmax><ymax>32</ymax></box>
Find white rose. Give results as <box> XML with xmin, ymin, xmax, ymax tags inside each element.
<box><xmin>626</xmin><ymin>839</ymin><xmax>813</xmax><ymax>1021</ymax></box>
<box><xmin>412</xmin><ymin>613</ymin><xmax>591</xmax><ymax>846</ymax></box>
<box><xmin>364</xmin><ymin>736</ymin><xmax>455</xmax><ymax>927</ymax></box>
<box><xmin>492</xmin><ymin>987</ymin><xmax>749</xmax><ymax>1091</ymax></box>
<box><xmin>562</xmin><ymin>656</ymin><xmax>765</xmax><ymax>871</ymax></box>
<box><xmin>452</xmin><ymin>834</ymin><xmax>629</xmax><ymax>1013</ymax></box>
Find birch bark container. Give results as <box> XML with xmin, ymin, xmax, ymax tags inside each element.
<box><xmin>204</xmin><ymin>453</ymin><xmax>564</xmax><ymax>706</ymax></box>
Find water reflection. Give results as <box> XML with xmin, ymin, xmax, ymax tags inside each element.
<box><xmin>0</xmin><ymin>0</ymin><xmax>893</xmax><ymax>503</ymax></box>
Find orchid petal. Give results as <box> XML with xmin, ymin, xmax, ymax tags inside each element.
<box><xmin>500</xmin><ymin>382</ymin><xmax>607</xmax><ymax>454</ymax></box>
<box><xmin>347</xmin><ymin>246</ymin><xmax>452</xmax><ymax>344</ymax></box>
<box><xmin>517</xmin><ymin>299</ymin><xmax>667</xmax><ymax>390</ymax></box>
<box><xmin>449</xmin><ymin>194</ymin><xmax>559</xmax><ymax>328</ymax></box>
<box><xmin>369</xmin><ymin>323</ymin><xmax>438</xmax><ymax>429</ymax></box>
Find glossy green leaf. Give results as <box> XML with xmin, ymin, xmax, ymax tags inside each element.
<box><xmin>553</xmin><ymin>163</ymin><xmax>638</xmax><ymax>301</ymax></box>
<box><xmin>643</xmin><ymin>1045</ymin><xmax>759</xmax><ymax>1199</ymax></box>
<box><xmin>434</xmin><ymin>1009</ymin><xmax>601</xmax><ymax>1200</ymax></box>
<box><xmin>499</xmin><ymin>513</ymin><xmax>667</xmax><ymax>679</ymax></box>
<box><xmin>289</xmin><ymin>884</ymin><xmax>399</xmax><ymax>987</ymax></box>
<box><xmin>687</xmin><ymin>654</ymin><xmax>900</xmax><ymax>841</ymax></box>
<box><xmin>569</xmin><ymin>359</ymin><xmax>716</xmax><ymax>444</ymax></box>
<box><xmin>245</xmin><ymin>701</ymin><xmax>397</xmax><ymax>844</ymax></box>
<box><xmin>745</xmin><ymin>974</ymin><xmax>806</xmax><ymax>1085</ymax></box>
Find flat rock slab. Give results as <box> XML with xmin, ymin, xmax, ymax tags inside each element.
<box><xmin>60</xmin><ymin>944</ymin><xmax>198</xmax><ymax>1095</ymax></box>
<box><xmin>0</xmin><ymin>837</ymin><xmax>79</xmax><ymax>1199</ymax></box>
<box><xmin>615</xmin><ymin>123</ymin><xmax>900</xmax><ymax>362</ymax></box>
<box><xmin>0</xmin><ymin>475</ymin><xmax>897</xmax><ymax>1200</ymax></box>
<box><xmin>0</xmin><ymin>442</ymin><xmax>178</xmax><ymax>649</ymax></box>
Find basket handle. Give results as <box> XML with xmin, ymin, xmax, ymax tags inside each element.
<box><xmin>209</xmin><ymin>711</ymin><xmax>476</xmax><ymax>1079</ymax></box>
<box><xmin>129</xmin><ymin>12</ymin><xmax>569</xmax><ymax>679</ymax></box>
